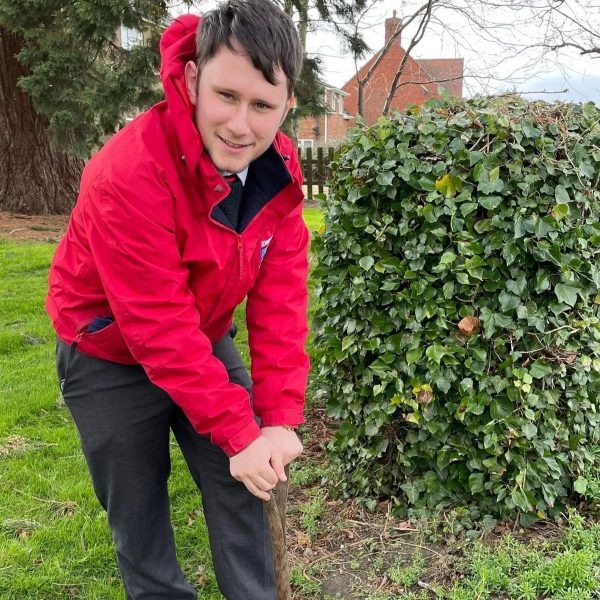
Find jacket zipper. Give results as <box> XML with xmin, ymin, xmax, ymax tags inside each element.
<box><xmin>201</xmin><ymin>213</ymin><xmax>245</xmax><ymax>324</ymax></box>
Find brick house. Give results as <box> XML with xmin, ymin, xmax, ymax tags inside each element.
<box><xmin>298</xmin><ymin>11</ymin><xmax>464</xmax><ymax>146</ymax></box>
<box><xmin>296</xmin><ymin>84</ymin><xmax>354</xmax><ymax>150</ymax></box>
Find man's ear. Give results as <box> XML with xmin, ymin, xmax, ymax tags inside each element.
<box><xmin>281</xmin><ymin>95</ymin><xmax>295</xmax><ymax>126</ymax></box>
<box><xmin>185</xmin><ymin>61</ymin><xmax>199</xmax><ymax>106</ymax></box>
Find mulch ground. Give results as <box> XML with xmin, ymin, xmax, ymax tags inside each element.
<box><xmin>0</xmin><ymin>211</ymin><xmax>68</xmax><ymax>243</ymax></box>
<box><xmin>0</xmin><ymin>205</ymin><xmax>321</xmax><ymax>242</ymax></box>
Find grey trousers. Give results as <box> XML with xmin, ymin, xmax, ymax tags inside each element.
<box><xmin>56</xmin><ymin>330</ymin><xmax>275</xmax><ymax>600</ymax></box>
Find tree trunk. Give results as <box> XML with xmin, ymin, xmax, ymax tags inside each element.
<box><xmin>0</xmin><ymin>26</ymin><xmax>83</xmax><ymax>214</ymax></box>
<box><xmin>357</xmin><ymin>80</ymin><xmax>364</xmax><ymax>118</ymax></box>
<box><xmin>297</xmin><ymin>0</ymin><xmax>308</xmax><ymax>52</ymax></box>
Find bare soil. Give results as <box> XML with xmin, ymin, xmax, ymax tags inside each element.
<box><xmin>0</xmin><ymin>210</ymin><xmax>68</xmax><ymax>243</ymax></box>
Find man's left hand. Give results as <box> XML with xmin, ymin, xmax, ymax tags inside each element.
<box><xmin>261</xmin><ymin>426</ymin><xmax>303</xmax><ymax>467</ymax></box>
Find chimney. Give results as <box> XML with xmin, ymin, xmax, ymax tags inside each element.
<box><xmin>385</xmin><ymin>10</ymin><xmax>402</xmax><ymax>48</ymax></box>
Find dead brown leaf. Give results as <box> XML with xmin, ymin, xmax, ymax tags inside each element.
<box><xmin>458</xmin><ymin>316</ymin><xmax>481</xmax><ymax>336</ymax></box>
<box><xmin>416</xmin><ymin>389</ymin><xmax>433</xmax><ymax>404</ymax></box>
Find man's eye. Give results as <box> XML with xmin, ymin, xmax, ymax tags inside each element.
<box><xmin>255</xmin><ymin>103</ymin><xmax>270</xmax><ymax>110</ymax></box>
<box><xmin>219</xmin><ymin>92</ymin><xmax>234</xmax><ymax>100</ymax></box>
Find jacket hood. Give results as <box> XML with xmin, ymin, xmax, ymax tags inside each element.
<box><xmin>159</xmin><ymin>14</ymin><xmax>204</xmax><ymax>173</ymax></box>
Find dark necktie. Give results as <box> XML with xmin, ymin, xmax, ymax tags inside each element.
<box><xmin>218</xmin><ymin>174</ymin><xmax>243</xmax><ymax>230</ymax></box>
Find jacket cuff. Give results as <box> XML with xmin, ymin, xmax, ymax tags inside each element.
<box><xmin>258</xmin><ymin>409</ymin><xmax>305</xmax><ymax>429</ymax></box>
<box><xmin>220</xmin><ymin>419</ymin><xmax>262</xmax><ymax>457</ymax></box>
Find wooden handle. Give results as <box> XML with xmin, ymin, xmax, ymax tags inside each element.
<box><xmin>264</xmin><ymin>466</ymin><xmax>291</xmax><ymax>600</ymax></box>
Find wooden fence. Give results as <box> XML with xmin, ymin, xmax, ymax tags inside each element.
<box><xmin>297</xmin><ymin>146</ymin><xmax>336</xmax><ymax>200</ymax></box>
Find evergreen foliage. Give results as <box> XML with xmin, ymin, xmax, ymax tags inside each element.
<box><xmin>0</xmin><ymin>0</ymin><xmax>168</xmax><ymax>157</ymax></box>
<box><xmin>313</xmin><ymin>96</ymin><xmax>600</xmax><ymax>521</ymax></box>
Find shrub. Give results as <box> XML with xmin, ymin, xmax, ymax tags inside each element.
<box><xmin>312</xmin><ymin>96</ymin><xmax>600</xmax><ymax>520</ymax></box>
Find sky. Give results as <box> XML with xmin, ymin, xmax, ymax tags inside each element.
<box><xmin>173</xmin><ymin>0</ymin><xmax>600</xmax><ymax>104</ymax></box>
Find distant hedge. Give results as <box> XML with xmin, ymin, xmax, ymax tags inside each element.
<box><xmin>312</xmin><ymin>97</ymin><xmax>600</xmax><ymax>521</ymax></box>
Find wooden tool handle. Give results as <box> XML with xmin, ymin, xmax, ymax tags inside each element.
<box><xmin>264</xmin><ymin>465</ymin><xmax>291</xmax><ymax>600</ymax></box>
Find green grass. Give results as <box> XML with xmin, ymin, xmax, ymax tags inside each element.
<box><xmin>302</xmin><ymin>207</ymin><xmax>324</xmax><ymax>234</ymax></box>
<box><xmin>442</xmin><ymin>512</ymin><xmax>600</xmax><ymax>600</ymax></box>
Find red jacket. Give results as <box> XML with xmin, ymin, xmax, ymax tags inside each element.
<box><xmin>46</xmin><ymin>15</ymin><xmax>310</xmax><ymax>457</ymax></box>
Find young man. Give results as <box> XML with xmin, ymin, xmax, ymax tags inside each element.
<box><xmin>46</xmin><ymin>1</ymin><xmax>309</xmax><ymax>598</ymax></box>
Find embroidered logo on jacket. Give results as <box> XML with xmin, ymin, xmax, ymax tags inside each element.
<box><xmin>259</xmin><ymin>236</ymin><xmax>273</xmax><ymax>265</ymax></box>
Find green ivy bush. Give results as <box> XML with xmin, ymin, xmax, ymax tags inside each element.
<box><xmin>312</xmin><ymin>96</ymin><xmax>600</xmax><ymax>521</ymax></box>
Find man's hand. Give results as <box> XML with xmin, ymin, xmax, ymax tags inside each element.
<box><xmin>229</xmin><ymin>435</ymin><xmax>286</xmax><ymax>501</ymax></box>
<box><xmin>261</xmin><ymin>426</ymin><xmax>303</xmax><ymax>466</ymax></box>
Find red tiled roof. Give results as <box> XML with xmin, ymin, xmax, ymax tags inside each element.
<box><xmin>417</xmin><ymin>58</ymin><xmax>464</xmax><ymax>97</ymax></box>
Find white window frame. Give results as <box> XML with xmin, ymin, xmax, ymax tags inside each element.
<box><xmin>120</xmin><ymin>25</ymin><xmax>143</xmax><ymax>50</ymax></box>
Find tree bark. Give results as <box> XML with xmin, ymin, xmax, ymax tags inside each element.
<box><xmin>0</xmin><ymin>26</ymin><xmax>83</xmax><ymax>214</ymax></box>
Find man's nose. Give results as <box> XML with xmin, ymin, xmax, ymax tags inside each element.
<box><xmin>227</xmin><ymin>105</ymin><xmax>251</xmax><ymax>137</ymax></box>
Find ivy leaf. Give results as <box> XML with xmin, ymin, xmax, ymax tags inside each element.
<box><xmin>418</xmin><ymin>176</ymin><xmax>436</xmax><ymax>191</ymax></box>
<box><xmin>573</xmin><ymin>477</ymin><xmax>588</xmax><ymax>495</ymax></box>
<box><xmin>468</xmin><ymin>151</ymin><xmax>485</xmax><ymax>166</ymax></box>
<box><xmin>522</xmin><ymin>423</ymin><xmax>538</xmax><ymax>439</ymax></box>
<box><xmin>435</xmin><ymin>173</ymin><xmax>462</xmax><ymax>198</ymax></box>
<box><xmin>534</xmin><ymin>216</ymin><xmax>555</xmax><ymax>238</ymax></box>
<box><xmin>376</xmin><ymin>171</ymin><xmax>394</xmax><ymax>186</ymax></box>
<box><xmin>440</xmin><ymin>251</ymin><xmax>457</xmax><ymax>265</ymax></box>
<box><xmin>554</xmin><ymin>283</ymin><xmax>578</xmax><ymax>307</ymax></box>
<box><xmin>535</xmin><ymin>271</ymin><xmax>551</xmax><ymax>292</ymax></box>
<box><xmin>490</xmin><ymin>398</ymin><xmax>513</xmax><ymax>419</ymax></box>
<box><xmin>551</xmin><ymin>204</ymin><xmax>570</xmax><ymax>221</ymax></box>
<box><xmin>506</xmin><ymin>276</ymin><xmax>527</xmax><ymax>296</ymax></box>
<box><xmin>365</xmin><ymin>422</ymin><xmax>379</xmax><ymax>436</ymax></box>
<box><xmin>341</xmin><ymin>335</ymin><xmax>355</xmax><ymax>351</ymax></box>
<box><xmin>499</xmin><ymin>290</ymin><xmax>521</xmax><ymax>312</ymax></box>
<box><xmin>400</xmin><ymin>482</ymin><xmax>420</xmax><ymax>504</ymax></box>
<box><xmin>479</xmin><ymin>196</ymin><xmax>502</xmax><ymax>210</ymax></box>
<box><xmin>469</xmin><ymin>473</ymin><xmax>485</xmax><ymax>493</ymax></box>
<box><xmin>590</xmin><ymin>265</ymin><xmax>600</xmax><ymax>288</ymax></box>
<box><xmin>406</xmin><ymin>348</ymin><xmax>423</xmax><ymax>364</ymax></box>
<box><xmin>555</xmin><ymin>185</ymin><xmax>570</xmax><ymax>204</ymax></box>
<box><xmin>377</xmin><ymin>128</ymin><xmax>391</xmax><ymax>141</ymax></box>
<box><xmin>511</xmin><ymin>488</ymin><xmax>534</xmax><ymax>512</ymax></box>
<box><xmin>359</xmin><ymin>256</ymin><xmax>375</xmax><ymax>271</ymax></box>
<box><xmin>460</xmin><ymin>202</ymin><xmax>477</xmax><ymax>217</ymax></box>
<box><xmin>426</xmin><ymin>344</ymin><xmax>446</xmax><ymax>364</ymax></box>
<box><xmin>529</xmin><ymin>361</ymin><xmax>552</xmax><ymax>379</ymax></box>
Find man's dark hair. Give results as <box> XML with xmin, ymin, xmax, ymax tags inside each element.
<box><xmin>196</xmin><ymin>0</ymin><xmax>302</xmax><ymax>97</ymax></box>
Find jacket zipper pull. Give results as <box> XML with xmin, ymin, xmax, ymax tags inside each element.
<box><xmin>238</xmin><ymin>236</ymin><xmax>243</xmax><ymax>279</ymax></box>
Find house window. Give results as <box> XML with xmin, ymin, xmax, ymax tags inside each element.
<box><xmin>298</xmin><ymin>139</ymin><xmax>314</xmax><ymax>150</ymax></box>
<box><xmin>120</xmin><ymin>25</ymin><xmax>143</xmax><ymax>50</ymax></box>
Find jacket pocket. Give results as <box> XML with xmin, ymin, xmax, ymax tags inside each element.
<box><xmin>76</xmin><ymin>321</ymin><xmax>138</xmax><ymax>365</ymax></box>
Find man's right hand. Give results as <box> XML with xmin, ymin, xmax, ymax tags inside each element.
<box><xmin>229</xmin><ymin>435</ymin><xmax>286</xmax><ymax>501</ymax></box>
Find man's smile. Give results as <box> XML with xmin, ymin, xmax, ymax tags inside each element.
<box><xmin>218</xmin><ymin>134</ymin><xmax>251</xmax><ymax>149</ymax></box>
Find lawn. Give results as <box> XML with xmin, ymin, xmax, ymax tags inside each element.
<box><xmin>2</xmin><ymin>208</ymin><xmax>600</xmax><ymax>600</ymax></box>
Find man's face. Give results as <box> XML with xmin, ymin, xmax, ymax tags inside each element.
<box><xmin>185</xmin><ymin>40</ymin><xmax>293</xmax><ymax>174</ymax></box>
